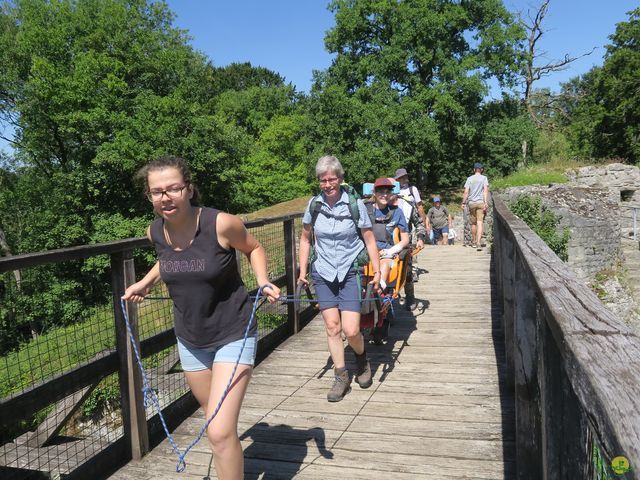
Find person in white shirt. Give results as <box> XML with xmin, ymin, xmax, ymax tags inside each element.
<box><xmin>394</xmin><ymin>168</ymin><xmax>429</xmax><ymax>233</ymax></box>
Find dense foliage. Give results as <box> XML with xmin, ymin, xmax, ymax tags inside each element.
<box><xmin>555</xmin><ymin>8</ymin><xmax>640</xmax><ymax>162</ymax></box>
<box><xmin>308</xmin><ymin>0</ymin><xmax>530</xmax><ymax>186</ymax></box>
<box><xmin>509</xmin><ymin>195</ymin><xmax>570</xmax><ymax>261</ymax></box>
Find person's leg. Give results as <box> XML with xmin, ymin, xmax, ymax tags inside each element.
<box><xmin>341</xmin><ymin>310</ymin><xmax>363</xmax><ymax>355</ymax></box>
<box><xmin>469</xmin><ymin>207</ymin><xmax>478</xmax><ymax>247</ymax></box>
<box><xmin>441</xmin><ymin>225</ymin><xmax>450</xmax><ymax>246</ymax></box>
<box><xmin>433</xmin><ymin>228</ymin><xmax>441</xmax><ymax>246</ymax></box>
<box><xmin>342</xmin><ymin>310</ymin><xmax>372</xmax><ymax>388</ymax></box>
<box><xmin>380</xmin><ymin>258</ymin><xmax>392</xmax><ymax>287</ymax></box>
<box><xmin>206</xmin><ymin>363</ymin><xmax>252</xmax><ymax>479</ymax></box>
<box><xmin>323</xmin><ymin>308</ymin><xmax>351</xmax><ymax>401</ymax></box>
<box><xmin>178</xmin><ymin>338</ymin><xmax>215</xmax><ymax>414</ymax></box>
<box><xmin>476</xmin><ymin>208</ymin><xmax>485</xmax><ymax>249</ymax></box>
<box><xmin>322</xmin><ymin>307</ymin><xmax>345</xmax><ymax>369</ymax></box>
<box><xmin>338</xmin><ymin>270</ymin><xmax>372</xmax><ymax>389</ymax></box>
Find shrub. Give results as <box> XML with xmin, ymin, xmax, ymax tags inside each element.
<box><xmin>509</xmin><ymin>195</ymin><xmax>570</xmax><ymax>261</ymax></box>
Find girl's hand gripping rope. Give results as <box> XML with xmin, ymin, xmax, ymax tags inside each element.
<box><xmin>121</xmin><ymin>280</ymin><xmax>152</xmax><ymax>303</ymax></box>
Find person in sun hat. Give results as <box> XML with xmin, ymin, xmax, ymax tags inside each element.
<box><xmin>461</xmin><ymin>162</ymin><xmax>489</xmax><ymax>251</ymax></box>
<box><xmin>368</xmin><ymin>177</ymin><xmax>410</xmax><ymax>289</ymax></box>
<box><xmin>394</xmin><ymin>168</ymin><xmax>428</xmax><ymax>232</ymax></box>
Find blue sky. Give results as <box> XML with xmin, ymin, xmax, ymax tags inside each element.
<box><xmin>1</xmin><ymin>0</ymin><xmax>637</xmax><ymax>153</ymax></box>
<box><xmin>165</xmin><ymin>0</ymin><xmax>637</xmax><ymax>93</ymax></box>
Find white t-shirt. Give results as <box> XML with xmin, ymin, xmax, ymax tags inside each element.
<box><xmin>399</xmin><ymin>184</ymin><xmax>421</xmax><ymax>205</ymax></box>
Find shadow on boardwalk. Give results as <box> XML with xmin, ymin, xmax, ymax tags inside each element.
<box><xmin>241</xmin><ymin>423</ymin><xmax>333</xmax><ymax>480</ymax></box>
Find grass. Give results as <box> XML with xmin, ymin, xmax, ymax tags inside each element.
<box><xmin>491</xmin><ymin>158</ymin><xmax>589</xmax><ymax>191</ymax></box>
<box><xmin>241</xmin><ymin>196</ymin><xmax>310</xmax><ymax>221</ymax></box>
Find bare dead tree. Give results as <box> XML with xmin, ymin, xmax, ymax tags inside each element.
<box><xmin>522</xmin><ymin>0</ymin><xmax>596</xmax><ymax>124</ymax></box>
<box><xmin>518</xmin><ymin>0</ymin><xmax>595</xmax><ymax>165</ymax></box>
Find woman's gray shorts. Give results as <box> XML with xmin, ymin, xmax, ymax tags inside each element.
<box><xmin>311</xmin><ymin>265</ymin><xmax>361</xmax><ymax>312</ymax></box>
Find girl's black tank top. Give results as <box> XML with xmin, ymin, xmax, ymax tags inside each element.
<box><xmin>150</xmin><ymin>207</ymin><xmax>255</xmax><ymax>349</ymax></box>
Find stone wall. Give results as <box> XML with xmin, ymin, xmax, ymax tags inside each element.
<box><xmin>566</xmin><ymin>163</ymin><xmax>640</xmax><ymax>239</ymax></box>
<box><xmin>500</xmin><ymin>184</ymin><xmax>620</xmax><ymax>281</ymax></box>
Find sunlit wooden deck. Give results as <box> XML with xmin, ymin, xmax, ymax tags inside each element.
<box><xmin>109</xmin><ymin>245</ymin><xmax>515</xmax><ymax>479</ymax></box>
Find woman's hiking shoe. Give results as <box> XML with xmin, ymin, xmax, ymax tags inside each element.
<box><xmin>354</xmin><ymin>352</ymin><xmax>373</xmax><ymax>388</ymax></box>
<box><xmin>327</xmin><ymin>368</ymin><xmax>351</xmax><ymax>402</ymax></box>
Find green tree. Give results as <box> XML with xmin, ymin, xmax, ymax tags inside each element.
<box><xmin>558</xmin><ymin>69</ymin><xmax>605</xmax><ymax>159</ymax></box>
<box><xmin>309</xmin><ymin>0</ymin><xmax>526</xmax><ymax>187</ymax></box>
<box><xmin>211</xmin><ymin>62</ymin><xmax>287</xmax><ymax>94</ymax></box>
<box><xmin>595</xmin><ymin>7</ymin><xmax>640</xmax><ymax>162</ymax></box>
<box><xmin>559</xmin><ymin>8</ymin><xmax>640</xmax><ymax>162</ymax></box>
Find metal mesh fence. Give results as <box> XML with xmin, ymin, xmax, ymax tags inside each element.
<box><xmin>0</xmin><ymin>215</ymin><xmax>305</xmax><ymax>478</ymax></box>
<box><xmin>0</xmin><ymin>254</ymin><xmax>126</xmax><ymax>477</ymax></box>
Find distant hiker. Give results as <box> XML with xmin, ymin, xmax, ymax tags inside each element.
<box><xmin>395</xmin><ymin>168</ymin><xmax>429</xmax><ymax>233</ymax></box>
<box><xmin>461</xmin><ymin>162</ymin><xmax>489</xmax><ymax>251</ymax></box>
<box><xmin>427</xmin><ymin>196</ymin><xmax>453</xmax><ymax>245</ymax></box>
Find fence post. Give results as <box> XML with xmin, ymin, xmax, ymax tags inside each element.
<box><xmin>111</xmin><ymin>251</ymin><xmax>149</xmax><ymax>461</ymax></box>
<box><xmin>514</xmin><ymin>258</ymin><xmax>542</xmax><ymax>479</ymax></box>
<box><xmin>283</xmin><ymin>219</ymin><xmax>300</xmax><ymax>334</ymax></box>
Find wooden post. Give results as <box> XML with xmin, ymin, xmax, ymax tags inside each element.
<box><xmin>492</xmin><ymin>219</ymin><xmax>503</xmax><ymax>310</ymax></box>
<box><xmin>501</xmin><ymin>228</ymin><xmax>516</xmax><ymax>392</ymax></box>
<box><xmin>538</xmin><ymin>306</ymin><xmax>562</xmax><ymax>479</ymax></box>
<box><xmin>112</xmin><ymin>251</ymin><xmax>149</xmax><ymax>461</ymax></box>
<box><xmin>513</xmin><ymin>259</ymin><xmax>542</xmax><ymax>479</ymax></box>
<box><xmin>283</xmin><ymin>219</ymin><xmax>300</xmax><ymax>334</ymax></box>
<box><xmin>559</xmin><ymin>361</ymin><xmax>591</xmax><ymax>478</ymax></box>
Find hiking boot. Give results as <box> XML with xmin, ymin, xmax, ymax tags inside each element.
<box><xmin>354</xmin><ymin>352</ymin><xmax>373</xmax><ymax>389</ymax></box>
<box><xmin>407</xmin><ymin>300</ymin><xmax>418</xmax><ymax>311</ymax></box>
<box><xmin>327</xmin><ymin>368</ymin><xmax>351</xmax><ymax>402</ymax></box>
<box><xmin>404</xmin><ymin>296</ymin><xmax>416</xmax><ymax>311</ymax></box>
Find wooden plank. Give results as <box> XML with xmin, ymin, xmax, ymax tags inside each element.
<box><xmin>24</xmin><ymin>384</ymin><xmax>97</xmax><ymax>447</ymax></box>
<box><xmin>0</xmin><ymin>237</ymin><xmax>150</xmax><ymax>273</ymax></box>
<box><xmin>110</xmin><ymin>238</ymin><xmax>516</xmax><ymax>480</ymax></box>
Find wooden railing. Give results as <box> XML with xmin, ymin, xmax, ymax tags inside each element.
<box><xmin>0</xmin><ymin>213</ymin><xmax>313</xmax><ymax>479</ymax></box>
<box><xmin>493</xmin><ymin>197</ymin><xmax>640</xmax><ymax>479</ymax></box>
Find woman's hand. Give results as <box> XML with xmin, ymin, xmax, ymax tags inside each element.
<box><xmin>369</xmin><ymin>271</ymin><xmax>381</xmax><ymax>293</ymax></box>
<box><xmin>261</xmin><ymin>284</ymin><xmax>281</xmax><ymax>304</ymax></box>
<box><xmin>122</xmin><ymin>281</ymin><xmax>151</xmax><ymax>304</ymax></box>
<box><xmin>297</xmin><ymin>275</ymin><xmax>309</xmax><ymax>288</ymax></box>
<box><xmin>379</xmin><ymin>249</ymin><xmax>387</xmax><ymax>258</ymax></box>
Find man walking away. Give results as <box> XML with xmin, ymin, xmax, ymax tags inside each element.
<box><xmin>461</xmin><ymin>163</ymin><xmax>489</xmax><ymax>251</ymax></box>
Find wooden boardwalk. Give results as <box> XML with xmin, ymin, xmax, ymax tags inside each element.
<box><xmin>109</xmin><ymin>245</ymin><xmax>514</xmax><ymax>479</ymax></box>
